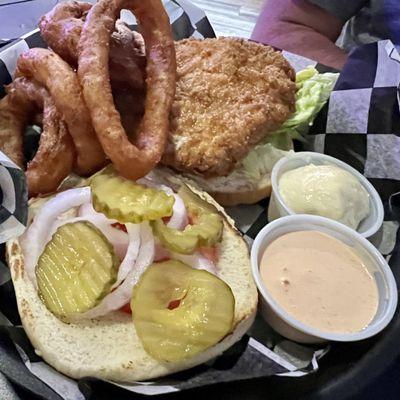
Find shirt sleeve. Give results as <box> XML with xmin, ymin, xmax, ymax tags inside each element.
<box><xmin>307</xmin><ymin>0</ymin><xmax>367</xmax><ymax>21</ymax></box>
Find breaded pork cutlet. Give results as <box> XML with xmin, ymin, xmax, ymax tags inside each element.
<box><xmin>162</xmin><ymin>37</ymin><xmax>296</xmax><ymax>177</ymax></box>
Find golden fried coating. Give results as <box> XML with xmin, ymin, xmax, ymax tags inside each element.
<box><xmin>39</xmin><ymin>1</ymin><xmax>146</xmax><ymax>90</ymax></box>
<box><xmin>162</xmin><ymin>38</ymin><xmax>296</xmax><ymax>177</ymax></box>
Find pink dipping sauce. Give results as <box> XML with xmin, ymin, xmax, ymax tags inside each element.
<box><xmin>259</xmin><ymin>231</ymin><xmax>379</xmax><ymax>334</ymax></box>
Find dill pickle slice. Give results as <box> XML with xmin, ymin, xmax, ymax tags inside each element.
<box><xmin>131</xmin><ymin>260</ymin><xmax>235</xmax><ymax>362</ymax></box>
<box><xmin>153</xmin><ymin>209</ymin><xmax>223</xmax><ymax>254</ymax></box>
<box><xmin>90</xmin><ymin>170</ymin><xmax>174</xmax><ymax>223</ymax></box>
<box><xmin>36</xmin><ymin>221</ymin><xmax>119</xmax><ymax>320</ymax></box>
<box><xmin>152</xmin><ymin>187</ymin><xmax>223</xmax><ymax>254</ymax></box>
<box><xmin>178</xmin><ymin>184</ymin><xmax>218</xmax><ymax>214</ymax></box>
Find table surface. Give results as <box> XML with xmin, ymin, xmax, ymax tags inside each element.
<box><xmin>190</xmin><ymin>0</ymin><xmax>263</xmax><ymax>38</ymax></box>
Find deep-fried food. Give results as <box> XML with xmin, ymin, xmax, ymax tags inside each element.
<box><xmin>113</xmin><ymin>88</ymin><xmax>145</xmax><ymax>139</ymax></box>
<box><xmin>1</xmin><ymin>77</ymin><xmax>74</xmax><ymax>196</ymax></box>
<box><xmin>16</xmin><ymin>48</ymin><xmax>106</xmax><ymax>175</ymax></box>
<box><xmin>78</xmin><ymin>0</ymin><xmax>175</xmax><ymax>180</ymax></box>
<box><xmin>109</xmin><ymin>20</ymin><xmax>146</xmax><ymax>91</ymax></box>
<box><xmin>38</xmin><ymin>1</ymin><xmax>91</xmax><ymax>66</ymax></box>
<box><xmin>78</xmin><ymin>0</ymin><xmax>176</xmax><ymax>180</ymax></box>
<box><xmin>162</xmin><ymin>37</ymin><xmax>296</xmax><ymax>176</ymax></box>
<box><xmin>27</xmin><ymin>108</ymin><xmax>73</xmax><ymax>197</ymax></box>
<box><xmin>16</xmin><ymin>48</ymin><xmax>105</xmax><ymax>176</ymax></box>
<box><xmin>0</xmin><ymin>95</ymin><xmax>26</xmax><ymax>168</ymax></box>
<box><xmin>8</xmin><ymin>78</ymin><xmax>75</xmax><ymax>196</ymax></box>
<box><xmin>39</xmin><ymin>1</ymin><xmax>146</xmax><ymax>90</ymax></box>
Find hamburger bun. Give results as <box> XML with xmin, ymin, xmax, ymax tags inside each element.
<box><xmin>6</xmin><ymin>170</ymin><xmax>258</xmax><ymax>382</ymax></box>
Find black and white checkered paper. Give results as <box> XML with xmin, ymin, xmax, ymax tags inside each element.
<box><xmin>307</xmin><ymin>40</ymin><xmax>400</xmax><ymax>201</ymax></box>
<box><xmin>0</xmin><ymin>1</ymin><xmax>399</xmax><ymax>399</ymax></box>
<box><xmin>0</xmin><ymin>153</ymin><xmax>27</xmax><ymax>244</ymax></box>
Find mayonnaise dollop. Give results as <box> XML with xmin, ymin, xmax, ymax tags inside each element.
<box><xmin>279</xmin><ymin>164</ymin><xmax>370</xmax><ymax>229</ymax></box>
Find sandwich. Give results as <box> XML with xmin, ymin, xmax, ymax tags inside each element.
<box><xmin>6</xmin><ymin>167</ymin><xmax>258</xmax><ymax>382</ymax></box>
<box><xmin>162</xmin><ymin>38</ymin><xmax>339</xmax><ymax>206</ymax></box>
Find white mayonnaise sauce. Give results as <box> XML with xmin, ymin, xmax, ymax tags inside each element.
<box><xmin>279</xmin><ymin>164</ymin><xmax>370</xmax><ymax>229</ymax></box>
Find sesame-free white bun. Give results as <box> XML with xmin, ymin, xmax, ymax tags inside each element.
<box><xmin>210</xmin><ymin>176</ymin><xmax>272</xmax><ymax>207</ymax></box>
<box><xmin>6</xmin><ymin>170</ymin><xmax>258</xmax><ymax>382</ymax></box>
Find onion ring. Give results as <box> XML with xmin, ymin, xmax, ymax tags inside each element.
<box><xmin>15</xmin><ymin>48</ymin><xmax>106</xmax><ymax>175</ymax></box>
<box><xmin>32</xmin><ymin>112</ymin><xmax>43</xmax><ymax>126</ymax></box>
<box><xmin>78</xmin><ymin>0</ymin><xmax>176</xmax><ymax>180</ymax></box>
<box><xmin>38</xmin><ymin>1</ymin><xmax>91</xmax><ymax>66</ymax></box>
<box><xmin>0</xmin><ymin>94</ymin><xmax>26</xmax><ymax>168</ymax></box>
<box><xmin>6</xmin><ymin>77</ymin><xmax>75</xmax><ymax>196</ymax></box>
<box><xmin>39</xmin><ymin>1</ymin><xmax>146</xmax><ymax>90</ymax></box>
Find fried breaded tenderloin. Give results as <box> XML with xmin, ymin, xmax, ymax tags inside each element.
<box><xmin>15</xmin><ymin>48</ymin><xmax>106</xmax><ymax>175</ymax></box>
<box><xmin>113</xmin><ymin>88</ymin><xmax>145</xmax><ymax>139</ymax></box>
<box><xmin>78</xmin><ymin>0</ymin><xmax>176</xmax><ymax>181</ymax></box>
<box><xmin>109</xmin><ymin>21</ymin><xmax>146</xmax><ymax>91</ymax></box>
<box><xmin>162</xmin><ymin>38</ymin><xmax>296</xmax><ymax>177</ymax></box>
<box><xmin>39</xmin><ymin>1</ymin><xmax>146</xmax><ymax>90</ymax></box>
<box><xmin>0</xmin><ymin>77</ymin><xmax>75</xmax><ymax>196</ymax></box>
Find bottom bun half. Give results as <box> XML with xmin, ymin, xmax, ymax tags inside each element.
<box><xmin>6</xmin><ymin>172</ymin><xmax>258</xmax><ymax>382</ymax></box>
<box><xmin>210</xmin><ymin>177</ymin><xmax>272</xmax><ymax>207</ymax></box>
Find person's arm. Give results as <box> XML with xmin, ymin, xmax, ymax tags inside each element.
<box><xmin>251</xmin><ymin>0</ymin><xmax>348</xmax><ymax>69</ymax></box>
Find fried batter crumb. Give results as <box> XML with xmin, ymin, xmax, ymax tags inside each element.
<box><xmin>162</xmin><ymin>37</ymin><xmax>296</xmax><ymax>177</ymax></box>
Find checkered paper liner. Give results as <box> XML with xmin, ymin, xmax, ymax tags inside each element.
<box><xmin>0</xmin><ymin>1</ymin><xmax>399</xmax><ymax>398</ymax></box>
<box><xmin>0</xmin><ymin>153</ymin><xmax>27</xmax><ymax>243</ymax></box>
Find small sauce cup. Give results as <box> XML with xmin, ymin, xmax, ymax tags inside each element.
<box><xmin>251</xmin><ymin>214</ymin><xmax>398</xmax><ymax>344</ymax></box>
<box><xmin>268</xmin><ymin>152</ymin><xmax>384</xmax><ymax>238</ymax></box>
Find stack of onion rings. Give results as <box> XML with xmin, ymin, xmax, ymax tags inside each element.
<box><xmin>0</xmin><ymin>0</ymin><xmax>176</xmax><ymax>196</ymax></box>
<box><xmin>15</xmin><ymin>48</ymin><xmax>106</xmax><ymax>175</ymax></box>
<box><xmin>78</xmin><ymin>0</ymin><xmax>176</xmax><ymax>180</ymax></box>
<box><xmin>39</xmin><ymin>1</ymin><xmax>146</xmax><ymax>91</ymax></box>
<box><xmin>0</xmin><ymin>77</ymin><xmax>75</xmax><ymax>196</ymax></box>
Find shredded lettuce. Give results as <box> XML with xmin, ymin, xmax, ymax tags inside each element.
<box><xmin>241</xmin><ymin>67</ymin><xmax>339</xmax><ymax>180</ymax></box>
<box><xmin>241</xmin><ymin>143</ymin><xmax>294</xmax><ymax>182</ymax></box>
<box><xmin>273</xmin><ymin>66</ymin><xmax>339</xmax><ymax>141</ymax></box>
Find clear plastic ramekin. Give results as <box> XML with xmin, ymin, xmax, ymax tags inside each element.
<box><xmin>251</xmin><ymin>214</ymin><xmax>398</xmax><ymax>344</ymax></box>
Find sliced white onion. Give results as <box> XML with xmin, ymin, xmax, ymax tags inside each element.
<box><xmin>97</xmin><ymin>224</ymin><xmax>130</xmax><ymax>260</ymax></box>
<box><xmin>78</xmin><ymin>202</ymin><xmax>117</xmax><ymax>224</ymax></box>
<box><xmin>111</xmin><ymin>223</ymin><xmax>140</xmax><ymax>289</ymax></box>
<box><xmin>20</xmin><ymin>187</ymin><xmax>91</xmax><ymax>286</ymax></box>
<box><xmin>137</xmin><ymin>178</ymin><xmax>188</xmax><ymax>231</ymax></box>
<box><xmin>167</xmin><ymin>193</ymin><xmax>188</xmax><ymax>230</ymax></box>
<box><xmin>81</xmin><ymin>222</ymin><xmax>155</xmax><ymax>319</ymax></box>
<box><xmin>171</xmin><ymin>251</ymin><xmax>217</xmax><ymax>275</ymax></box>
<box><xmin>76</xmin><ymin>202</ymin><xmax>129</xmax><ymax>258</ymax></box>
